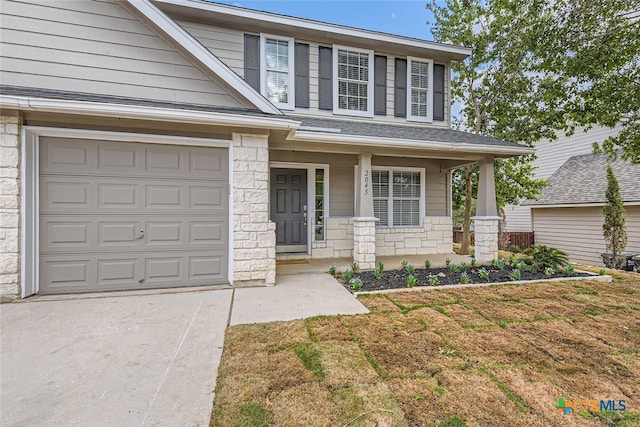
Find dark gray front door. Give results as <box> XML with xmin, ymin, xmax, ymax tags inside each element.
<box><xmin>270</xmin><ymin>168</ymin><xmax>308</xmax><ymax>253</ymax></box>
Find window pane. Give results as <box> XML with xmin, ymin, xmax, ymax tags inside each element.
<box><xmin>393</xmin><ymin>200</ymin><xmax>420</xmax><ymax>226</ymax></box>
<box><xmin>393</xmin><ymin>172</ymin><xmax>420</xmax><ymax>197</ymax></box>
<box><xmin>315</xmin><ymin>169</ymin><xmax>325</xmax><ymax>241</ymax></box>
<box><xmin>372</xmin><ymin>171</ymin><xmax>389</xmax><ymax>197</ymax></box>
<box><xmin>374</xmin><ymin>199</ymin><xmax>388</xmax><ymax>226</ymax></box>
<box><xmin>337</xmin><ymin>49</ymin><xmax>369</xmax><ymax>111</ymax></box>
<box><xmin>266</xmin><ymin>71</ymin><xmax>289</xmax><ymax>103</ymax></box>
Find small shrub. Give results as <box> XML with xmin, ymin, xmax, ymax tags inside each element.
<box><xmin>407</xmin><ymin>274</ymin><xmax>418</xmax><ymax>288</ymax></box>
<box><xmin>516</xmin><ymin>260</ymin><xmax>527</xmax><ymax>271</ymax></box>
<box><xmin>424</xmin><ymin>259</ymin><xmax>432</xmax><ymax>269</ymax></box>
<box><xmin>400</xmin><ymin>259</ymin><xmax>409</xmax><ymax>270</ymax></box>
<box><xmin>528</xmin><ymin>245</ymin><xmax>568</xmax><ymax>270</ymax></box>
<box><xmin>449</xmin><ymin>263</ymin><xmax>458</xmax><ymax>273</ymax></box>
<box><xmin>377</xmin><ymin>261</ymin><xmax>384</xmax><ymax>272</ymax></box>
<box><xmin>373</xmin><ymin>266</ymin><xmax>382</xmax><ymax>279</ymax></box>
<box><xmin>508</xmin><ymin>255</ymin><xmax>517</xmax><ymax>267</ymax></box>
<box><xmin>351</xmin><ymin>261</ymin><xmax>360</xmax><ymax>273</ymax></box>
<box><xmin>479</xmin><ymin>268</ymin><xmax>490</xmax><ymax>282</ymax></box>
<box><xmin>563</xmin><ymin>264</ymin><xmax>575</xmax><ymax>277</ymax></box>
<box><xmin>509</xmin><ymin>268</ymin><xmax>522</xmax><ymax>281</ymax></box>
<box><xmin>544</xmin><ymin>267</ymin><xmax>555</xmax><ymax>277</ymax></box>
<box><xmin>459</xmin><ymin>262</ymin><xmax>468</xmax><ymax>272</ymax></box>
<box><xmin>495</xmin><ymin>259</ymin><xmax>505</xmax><ymax>270</ymax></box>
<box><xmin>328</xmin><ymin>265</ymin><xmax>336</xmax><ymax>277</ymax></box>
<box><xmin>507</xmin><ymin>245</ymin><xmax>522</xmax><ymax>254</ymax></box>
<box><xmin>599</xmin><ymin>268</ymin><xmax>606</xmax><ymax>276</ymax></box>
<box><xmin>459</xmin><ymin>271</ymin><xmax>469</xmax><ymax>284</ymax></box>
<box><xmin>343</xmin><ymin>268</ymin><xmax>352</xmax><ymax>282</ymax></box>
<box><xmin>351</xmin><ymin>277</ymin><xmax>363</xmax><ymax>291</ymax></box>
<box><xmin>429</xmin><ymin>275</ymin><xmax>440</xmax><ymax>286</ymax></box>
<box><xmin>445</xmin><ymin>257</ymin><xmax>452</xmax><ymax>268</ymax></box>
<box><xmin>406</xmin><ymin>263</ymin><xmax>415</xmax><ymax>274</ymax></box>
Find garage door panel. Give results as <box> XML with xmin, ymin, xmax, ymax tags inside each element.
<box><xmin>41</xmin><ymin>179</ymin><xmax>92</xmax><ymax>209</ymax></box>
<box><xmin>98</xmin><ymin>183</ymin><xmax>138</xmax><ymax>208</ymax></box>
<box><xmin>39</xmin><ymin>138</ymin><xmax>229</xmax><ymax>294</ymax></box>
<box><xmin>40</xmin><ymin>138</ymin><xmax>95</xmax><ymax>173</ymax></box>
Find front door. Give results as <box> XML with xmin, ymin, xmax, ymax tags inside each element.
<box><xmin>270</xmin><ymin>168</ymin><xmax>308</xmax><ymax>253</ymax></box>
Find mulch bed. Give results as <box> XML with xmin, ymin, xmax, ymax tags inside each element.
<box><xmin>341</xmin><ymin>265</ymin><xmax>593</xmax><ymax>292</ymax></box>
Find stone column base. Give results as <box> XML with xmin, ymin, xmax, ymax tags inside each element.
<box><xmin>472</xmin><ymin>216</ymin><xmax>500</xmax><ymax>264</ymax></box>
<box><xmin>353</xmin><ymin>217</ymin><xmax>377</xmax><ymax>270</ymax></box>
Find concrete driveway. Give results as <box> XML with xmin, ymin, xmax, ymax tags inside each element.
<box><xmin>0</xmin><ymin>274</ymin><xmax>368</xmax><ymax>426</ymax></box>
<box><xmin>0</xmin><ymin>290</ymin><xmax>232</xmax><ymax>427</ymax></box>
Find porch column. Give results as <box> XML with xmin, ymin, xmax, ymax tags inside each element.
<box><xmin>232</xmin><ymin>133</ymin><xmax>276</xmax><ymax>286</ymax></box>
<box><xmin>353</xmin><ymin>153</ymin><xmax>377</xmax><ymax>270</ymax></box>
<box><xmin>472</xmin><ymin>158</ymin><xmax>500</xmax><ymax>263</ymax></box>
<box><xmin>0</xmin><ymin>110</ymin><xmax>22</xmax><ymax>300</ymax></box>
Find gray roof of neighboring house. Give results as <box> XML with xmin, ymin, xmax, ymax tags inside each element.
<box><xmin>288</xmin><ymin>115</ymin><xmax>525</xmax><ymax>148</ymax></box>
<box><xmin>524</xmin><ymin>152</ymin><xmax>640</xmax><ymax>206</ymax></box>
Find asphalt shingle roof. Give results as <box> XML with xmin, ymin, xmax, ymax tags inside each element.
<box><xmin>524</xmin><ymin>152</ymin><xmax>640</xmax><ymax>206</ymax></box>
<box><xmin>289</xmin><ymin>115</ymin><xmax>525</xmax><ymax>148</ymax></box>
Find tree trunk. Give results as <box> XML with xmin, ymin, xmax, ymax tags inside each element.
<box><xmin>460</xmin><ymin>166</ymin><xmax>474</xmax><ymax>255</ymax></box>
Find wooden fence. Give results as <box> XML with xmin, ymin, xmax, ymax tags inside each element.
<box><xmin>453</xmin><ymin>230</ymin><xmax>535</xmax><ymax>249</ymax></box>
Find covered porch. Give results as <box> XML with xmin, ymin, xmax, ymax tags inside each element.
<box><xmin>266</xmin><ymin>116</ymin><xmax>527</xmax><ymax>271</ymax></box>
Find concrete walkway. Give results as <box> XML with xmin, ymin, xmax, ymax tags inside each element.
<box><xmin>0</xmin><ymin>274</ymin><xmax>367</xmax><ymax>427</ymax></box>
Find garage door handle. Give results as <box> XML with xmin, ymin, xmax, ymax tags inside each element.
<box><xmin>137</xmin><ymin>229</ymin><xmax>144</xmax><ymax>239</ymax></box>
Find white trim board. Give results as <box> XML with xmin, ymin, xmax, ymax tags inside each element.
<box><xmin>20</xmin><ymin>126</ymin><xmax>234</xmax><ymax>297</ymax></box>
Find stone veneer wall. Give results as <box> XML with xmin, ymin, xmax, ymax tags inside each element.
<box><xmin>311</xmin><ymin>217</ymin><xmax>353</xmax><ymax>259</ymax></box>
<box><xmin>375</xmin><ymin>217</ymin><xmax>453</xmax><ymax>256</ymax></box>
<box><xmin>472</xmin><ymin>217</ymin><xmax>499</xmax><ymax>264</ymax></box>
<box><xmin>232</xmin><ymin>133</ymin><xmax>276</xmax><ymax>285</ymax></box>
<box><xmin>0</xmin><ymin>112</ymin><xmax>21</xmax><ymax>299</ymax></box>
<box><xmin>353</xmin><ymin>218</ymin><xmax>377</xmax><ymax>269</ymax></box>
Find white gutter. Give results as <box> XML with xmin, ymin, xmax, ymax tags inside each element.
<box><xmin>528</xmin><ymin>201</ymin><xmax>640</xmax><ymax>208</ymax></box>
<box><xmin>124</xmin><ymin>0</ymin><xmax>282</xmax><ymax>115</ymax></box>
<box><xmin>0</xmin><ymin>95</ymin><xmax>300</xmax><ymax>130</ymax></box>
<box><xmin>290</xmin><ymin>130</ymin><xmax>535</xmax><ymax>156</ymax></box>
<box><xmin>155</xmin><ymin>0</ymin><xmax>472</xmax><ymax>59</ymax></box>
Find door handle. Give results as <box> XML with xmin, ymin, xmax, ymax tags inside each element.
<box><xmin>303</xmin><ymin>212</ymin><xmax>307</xmax><ymax>226</ymax></box>
<box><xmin>137</xmin><ymin>229</ymin><xmax>144</xmax><ymax>239</ymax></box>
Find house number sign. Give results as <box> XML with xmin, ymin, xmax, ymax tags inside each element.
<box><xmin>363</xmin><ymin>169</ymin><xmax>369</xmax><ymax>196</ymax></box>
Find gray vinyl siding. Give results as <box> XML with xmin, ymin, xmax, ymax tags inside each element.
<box><xmin>175</xmin><ymin>20</ymin><xmax>245</xmax><ymax>77</ymax></box>
<box><xmin>0</xmin><ymin>0</ymin><xmax>244</xmax><ymax>108</ymax></box>
<box><xmin>504</xmin><ymin>125</ymin><xmax>622</xmax><ymax>231</ymax></box>
<box><xmin>532</xmin><ymin>206</ymin><xmax>640</xmax><ymax>267</ymax></box>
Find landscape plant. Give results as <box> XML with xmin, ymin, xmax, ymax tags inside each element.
<box><xmin>351</xmin><ymin>262</ymin><xmax>360</xmax><ymax>273</ymax></box>
<box><xmin>328</xmin><ymin>265</ymin><xmax>336</xmax><ymax>277</ymax></box>
<box><xmin>479</xmin><ymin>268</ymin><xmax>490</xmax><ymax>282</ymax></box>
<box><xmin>528</xmin><ymin>245</ymin><xmax>568</xmax><ymax>271</ymax></box>
<box><xmin>428</xmin><ymin>275</ymin><xmax>440</xmax><ymax>286</ymax></box>
<box><xmin>459</xmin><ymin>271</ymin><xmax>469</xmax><ymax>284</ymax></box>
<box><xmin>373</xmin><ymin>266</ymin><xmax>382</xmax><ymax>279</ymax></box>
<box><xmin>407</xmin><ymin>275</ymin><xmax>418</xmax><ymax>288</ymax></box>
<box><xmin>424</xmin><ymin>259</ymin><xmax>432</xmax><ymax>269</ymax></box>
<box><xmin>509</xmin><ymin>268</ymin><xmax>522</xmax><ymax>281</ymax></box>
<box><xmin>343</xmin><ymin>268</ymin><xmax>352</xmax><ymax>283</ymax></box>
<box><xmin>350</xmin><ymin>277</ymin><xmax>362</xmax><ymax>291</ymax></box>
<box><xmin>406</xmin><ymin>263</ymin><xmax>415</xmax><ymax>275</ymax></box>
<box><xmin>563</xmin><ymin>264</ymin><xmax>575</xmax><ymax>277</ymax></box>
<box><xmin>602</xmin><ymin>164</ymin><xmax>627</xmax><ymax>269</ymax></box>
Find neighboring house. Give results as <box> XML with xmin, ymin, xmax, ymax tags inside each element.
<box><xmin>0</xmin><ymin>0</ymin><xmax>531</xmax><ymax>298</ymax></box>
<box><xmin>523</xmin><ymin>153</ymin><xmax>640</xmax><ymax>267</ymax></box>
<box><xmin>505</xmin><ymin>125</ymin><xmax>623</xmax><ymax>232</ymax></box>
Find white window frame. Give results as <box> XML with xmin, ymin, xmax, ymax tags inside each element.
<box><xmin>406</xmin><ymin>57</ymin><xmax>434</xmax><ymax>123</ymax></box>
<box><xmin>260</xmin><ymin>34</ymin><xmax>295</xmax><ymax>110</ymax></box>
<box><xmin>333</xmin><ymin>45</ymin><xmax>375</xmax><ymax>117</ymax></box>
<box><xmin>371</xmin><ymin>166</ymin><xmax>426</xmax><ymax>228</ymax></box>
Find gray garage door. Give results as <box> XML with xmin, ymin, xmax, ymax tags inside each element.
<box><xmin>39</xmin><ymin>137</ymin><xmax>229</xmax><ymax>294</ymax></box>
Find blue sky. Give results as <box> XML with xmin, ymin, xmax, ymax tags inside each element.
<box><xmin>213</xmin><ymin>1</ymin><xmax>436</xmax><ymax>40</ymax></box>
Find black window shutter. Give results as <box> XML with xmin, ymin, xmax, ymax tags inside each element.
<box><xmin>433</xmin><ymin>64</ymin><xmax>446</xmax><ymax>121</ymax></box>
<box><xmin>295</xmin><ymin>43</ymin><xmax>310</xmax><ymax>108</ymax></box>
<box><xmin>394</xmin><ymin>58</ymin><xmax>407</xmax><ymax>117</ymax></box>
<box><xmin>374</xmin><ymin>55</ymin><xmax>387</xmax><ymax>116</ymax></box>
<box><xmin>318</xmin><ymin>46</ymin><xmax>333</xmax><ymax>110</ymax></box>
<box><xmin>244</xmin><ymin>34</ymin><xmax>260</xmax><ymax>91</ymax></box>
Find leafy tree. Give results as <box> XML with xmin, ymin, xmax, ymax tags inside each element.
<box><xmin>602</xmin><ymin>164</ymin><xmax>627</xmax><ymax>268</ymax></box>
<box><xmin>428</xmin><ymin>0</ymin><xmax>639</xmax><ymax>254</ymax></box>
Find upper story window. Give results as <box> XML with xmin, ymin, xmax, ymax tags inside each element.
<box><xmin>260</xmin><ymin>35</ymin><xmax>295</xmax><ymax>110</ymax></box>
<box><xmin>407</xmin><ymin>57</ymin><xmax>433</xmax><ymax>122</ymax></box>
<box><xmin>333</xmin><ymin>46</ymin><xmax>374</xmax><ymax>117</ymax></box>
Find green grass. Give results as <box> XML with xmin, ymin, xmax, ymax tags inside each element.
<box><xmin>292</xmin><ymin>342</ymin><xmax>325</xmax><ymax>380</ymax></box>
<box><xmin>234</xmin><ymin>402</ymin><xmax>268</xmax><ymax>427</ymax></box>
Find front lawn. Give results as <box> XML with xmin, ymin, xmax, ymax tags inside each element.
<box><xmin>211</xmin><ymin>270</ymin><xmax>640</xmax><ymax>426</ymax></box>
